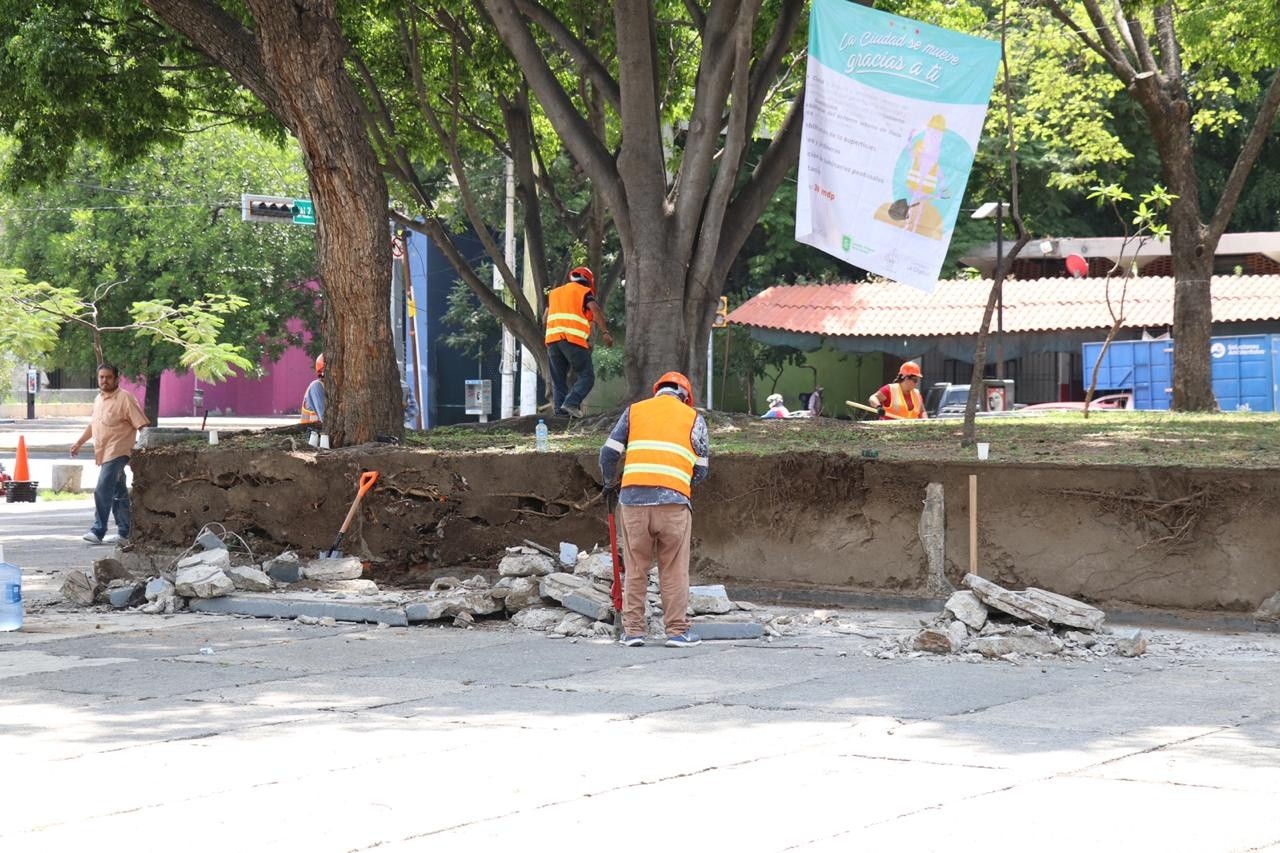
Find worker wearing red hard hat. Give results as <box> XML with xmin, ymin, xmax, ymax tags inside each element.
<box><xmin>301</xmin><ymin>353</ymin><xmax>325</xmax><ymax>424</ymax></box>
<box><xmin>600</xmin><ymin>371</ymin><xmax>709</xmax><ymax>648</ymax></box>
<box><xmin>868</xmin><ymin>360</ymin><xmax>927</xmax><ymax>419</ymax></box>
<box><xmin>543</xmin><ymin>265</ymin><xmax>613</xmax><ymax>417</ymax></box>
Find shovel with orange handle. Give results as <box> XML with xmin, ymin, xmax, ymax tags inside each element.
<box><xmin>320</xmin><ymin>470</ymin><xmax>379</xmax><ymax>558</ymax></box>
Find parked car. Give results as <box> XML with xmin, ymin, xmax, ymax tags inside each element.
<box><xmin>1018</xmin><ymin>393</ymin><xmax>1134</xmax><ymax>412</ymax></box>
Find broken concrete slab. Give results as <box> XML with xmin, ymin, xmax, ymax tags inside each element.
<box><xmin>59</xmin><ymin>569</ymin><xmax>100</xmax><ymax>606</ymax></box>
<box><xmin>226</xmin><ymin>565</ymin><xmax>273</xmax><ymax>592</ymax></box>
<box><xmin>689</xmin><ymin>619</ymin><xmax>765</xmax><ymax>640</ymax></box>
<box><xmin>510</xmin><ymin>606</ymin><xmax>571</xmax><ymax>630</ymax></box>
<box><xmin>175</xmin><ymin>565</ymin><xmax>235</xmax><ymax>599</ymax></box>
<box><xmin>301</xmin><ymin>557</ymin><xmax>364</xmax><ymax>581</ymax></box>
<box><xmin>502</xmin><ymin>576</ymin><xmax>547</xmax><ymax>613</ymax></box>
<box><xmin>912</xmin><ymin>627</ymin><xmax>960</xmax><ymax>654</ymax></box>
<box><xmin>560</xmin><ymin>589</ymin><xmax>613</xmax><ymax>622</ymax></box>
<box><xmin>145</xmin><ymin>577</ymin><xmax>175</xmax><ymax>602</ymax></box>
<box><xmin>574</xmin><ymin>549</ymin><xmax>614</xmax><ymax>582</ymax></box>
<box><xmin>310</xmin><ymin>579</ymin><xmax>380</xmax><ymax>595</ymax></box>
<box><xmin>103</xmin><ymin>581</ymin><xmax>145</xmax><ymax>609</ymax></box>
<box><xmin>188</xmin><ymin>592</ymin><xmax>408</xmax><ymax>626</ymax></box>
<box><xmin>498</xmin><ymin>548</ymin><xmax>555</xmax><ymax>578</ymax></box>
<box><xmin>964</xmin><ymin>573</ymin><xmax>1053</xmax><ymax>628</ymax></box>
<box><xmin>1023</xmin><ymin>587</ymin><xmax>1106</xmax><ymax>631</ymax></box>
<box><xmin>538</xmin><ymin>571</ymin><xmax>593</xmax><ymax>602</ymax></box>
<box><xmin>967</xmin><ymin>633</ymin><xmax>1063</xmax><ymax>658</ymax></box>
<box><xmin>1115</xmin><ymin>629</ymin><xmax>1148</xmax><ymax>657</ymax></box>
<box><xmin>405</xmin><ymin>590</ymin><xmax>503</xmax><ymax>623</ymax></box>
<box><xmin>263</xmin><ymin>551</ymin><xmax>302</xmax><ymax>583</ymax></box>
<box><xmin>177</xmin><ymin>548</ymin><xmax>231</xmax><ymax>571</ymax></box>
<box><xmin>1254</xmin><ymin>591</ymin><xmax>1280</xmax><ymax>622</ymax></box>
<box><xmin>943</xmin><ymin>590</ymin><xmax>988</xmax><ymax>631</ymax></box>
<box><xmin>689</xmin><ymin>588</ymin><xmax>733</xmax><ymax>615</ymax></box>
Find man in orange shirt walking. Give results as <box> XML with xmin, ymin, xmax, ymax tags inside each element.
<box><xmin>70</xmin><ymin>363</ymin><xmax>150</xmax><ymax>545</ymax></box>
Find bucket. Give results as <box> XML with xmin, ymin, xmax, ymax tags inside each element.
<box><xmin>4</xmin><ymin>481</ymin><xmax>37</xmax><ymax>503</ymax></box>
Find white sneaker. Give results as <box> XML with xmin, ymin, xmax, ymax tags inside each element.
<box><xmin>82</xmin><ymin>532</ymin><xmax>104</xmax><ymax>544</ymax></box>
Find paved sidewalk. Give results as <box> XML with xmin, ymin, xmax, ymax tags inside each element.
<box><xmin>2</xmin><ymin>502</ymin><xmax>1279</xmax><ymax>850</ymax></box>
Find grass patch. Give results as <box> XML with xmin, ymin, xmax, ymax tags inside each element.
<box><xmin>36</xmin><ymin>489</ymin><xmax>90</xmax><ymax>501</ymax></box>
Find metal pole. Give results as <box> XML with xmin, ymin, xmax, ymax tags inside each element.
<box><xmin>706</xmin><ymin>330</ymin><xmax>714</xmax><ymax>410</ymax></box>
<box><xmin>26</xmin><ymin>365</ymin><xmax>36</xmax><ymax>420</ymax></box>
<box><xmin>995</xmin><ymin>203</ymin><xmax>1005</xmax><ymax>381</ymax></box>
<box><xmin>500</xmin><ymin>156</ymin><xmax>516</xmax><ymax>419</ymax></box>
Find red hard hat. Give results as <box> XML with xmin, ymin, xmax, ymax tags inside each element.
<box><xmin>899</xmin><ymin>361</ymin><xmax>922</xmax><ymax>377</ymax></box>
<box><xmin>652</xmin><ymin>371</ymin><xmax>694</xmax><ymax>406</ymax></box>
<box><xmin>568</xmin><ymin>266</ymin><xmax>595</xmax><ymax>290</ymax></box>
<box><xmin>315</xmin><ymin>353</ymin><xmax>325</xmax><ymax>374</ymax></box>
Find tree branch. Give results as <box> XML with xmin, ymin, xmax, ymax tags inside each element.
<box><xmin>1208</xmin><ymin>67</ymin><xmax>1280</xmax><ymax>243</ymax></box>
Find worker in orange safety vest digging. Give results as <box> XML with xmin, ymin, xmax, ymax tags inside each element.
<box><xmin>868</xmin><ymin>360</ymin><xmax>927</xmax><ymax>419</ymax></box>
<box><xmin>600</xmin><ymin>371</ymin><xmax>710</xmax><ymax>648</ymax></box>
<box><xmin>544</xmin><ymin>266</ymin><xmax>613</xmax><ymax>417</ymax></box>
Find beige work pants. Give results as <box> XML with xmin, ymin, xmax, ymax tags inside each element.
<box><xmin>618</xmin><ymin>503</ymin><xmax>692</xmax><ymax>637</ymax></box>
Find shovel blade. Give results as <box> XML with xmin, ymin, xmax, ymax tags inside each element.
<box><xmin>319</xmin><ymin>549</ymin><xmax>343</xmax><ymax>559</ymax></box>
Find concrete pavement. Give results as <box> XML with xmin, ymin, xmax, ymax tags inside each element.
<box><xmin>3</xmin><ymin>493</ymin><xmax>1280</xmax><ymax>850</ymax></box>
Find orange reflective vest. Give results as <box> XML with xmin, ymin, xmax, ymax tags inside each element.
<box><xmin>621</xmin><ymin>395</ymin><xmax>699</xmax><ymax>497</ymax></box>
<box><xmin>544</xmin><ymin>283</ymin><xmax>593</xmax><ymax>349</ymax></box>
<box><xmin>885</xmin><ymin>382</ymin><xmax>924</xmax><ymax>419</ymax></box>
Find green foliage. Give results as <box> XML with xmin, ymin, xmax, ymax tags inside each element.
<box><xmin>440</xmin><ymin>278</ymin><xmax>501</xmax><ymax>362</ymax></box>
<box><xmin>0</xmin><ymin>126</ymin><xmax>318</xmax><ymax>381</ymax></box>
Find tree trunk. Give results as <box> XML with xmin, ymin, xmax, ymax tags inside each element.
<box><xmin>246</xmin><ymin>1</ymin><xmax>400</xmax><ymax>445</ymax></box>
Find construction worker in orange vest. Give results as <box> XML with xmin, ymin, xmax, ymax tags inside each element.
<box><xmin>301</xmin><ymin>353</ymin><xmax>325</xmax><ymax>424</ymax></box>
<box><xmin>543</xmin><ymin>266</ymin><xmax>613</xmax><ymax>417</ymax></box>
<box><xmin>600</xmin><ymin>371</ymin><xmax>709</xmax><ymax>648</ymax></box>
<box><xmin>868</xmin><ymin>360</ymin><xmax>927</xmax><ymax>419</ymax></box>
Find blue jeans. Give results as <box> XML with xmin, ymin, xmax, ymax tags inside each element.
<box><xmin>91</xmin><ymin>455</ymin><xmax>132</xmax><ymax>539</ymax></box>
<box><xmin>547</xmin><ymin>340</ymin><xmax>595</xmax><ymax>410</ymax></box>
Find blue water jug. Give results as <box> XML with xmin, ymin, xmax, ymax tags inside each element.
<box><xmin>0</xmin><ymin>546</ymin><xmax>21</xmax><ymax>631</ymax></box>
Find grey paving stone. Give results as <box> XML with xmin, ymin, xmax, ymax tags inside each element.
<box><xmin>188</xmin><ymin>593</ymin><xmax>408</xmax><ymax>626</ymax></box>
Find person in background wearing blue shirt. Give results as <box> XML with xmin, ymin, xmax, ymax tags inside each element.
<box><xmin>600</xmin><ymin>371</ymin><xmax>709</xmax><ymax>648</ymax></box>
<box><xmin>301</xmin><ymin>354</ymin><xmax>326</xmax><ymax>424</ymax></box>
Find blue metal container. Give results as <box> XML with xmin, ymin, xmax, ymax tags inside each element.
<box><xmin>1083</xmin><ymin>334</ymin><xmax>1280</xmax><ymax>412</ymax></box>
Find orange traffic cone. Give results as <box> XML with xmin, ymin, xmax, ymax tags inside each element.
<box><xmin>13</xmin><ymin>435</ymin><xmax>30</xmax><ymax>481</ymax></box>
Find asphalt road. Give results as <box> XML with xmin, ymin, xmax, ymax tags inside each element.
<box><xmin>3</xmin><ymin>473</ymin><xmax>1280</xmax><ymax>850</ymax></box>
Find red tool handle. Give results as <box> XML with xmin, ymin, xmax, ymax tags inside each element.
<box><xmin>608</xmin><ymin>510</ymin><xmax>623</xmax><ymax>612</ymax></box>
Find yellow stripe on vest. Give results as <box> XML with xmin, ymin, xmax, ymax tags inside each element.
<box><xmin>626</xmin><ymin>440</ymin><xmax>697</xmax><ymax>464</ymax></box>
<box><xmin>622</xmin><ymin>462</ymin><xmax>692</xmax><ymax>485</ymax></box>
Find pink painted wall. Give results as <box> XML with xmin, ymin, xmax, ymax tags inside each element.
<box><xmin>121</xmin><ymin>320</ymin><xmax>315</xmax><ymax>417</ymax></box>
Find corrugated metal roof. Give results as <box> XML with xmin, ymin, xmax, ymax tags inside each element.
<box><xmin>726</xmin><ymin>276</ymin><xmax>1280</xmax><ymax>337</ymax></box>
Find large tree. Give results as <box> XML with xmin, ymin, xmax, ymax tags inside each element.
<box><xmin>477</xmin><ymin>0</ymin><xmax>807</xmax><ymax>399</ymax></box>
<box><xmin>0</xmin><ymin>0</ymin><xmax>399</xmax><ymax>444</ymax></box>
<box><xmin>1031</xmin><ymin>0</ymin><xmax>1280</xmax><ymax>410</ymax></box>
<box><xmin>0</xmin><ymin>127</ymin><xmax>319</xmax><ymax>423</ymax></box>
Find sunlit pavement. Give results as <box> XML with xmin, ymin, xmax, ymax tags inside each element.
<box><xmin>2</xmin><ymin>472</ymin><xmax>1279</xmax><ymax>851</ymax></box>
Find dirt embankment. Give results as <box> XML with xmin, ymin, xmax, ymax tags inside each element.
<box><xmin>134</xmin><ymin>441</ymin><xmax>1280</xmax><ymax>614</ymax></box>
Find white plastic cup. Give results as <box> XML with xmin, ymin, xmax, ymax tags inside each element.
<box><xmin>308</xmin><ymin>431</ymin><xmax>320</xmax><ymax>448</ymax></box>
<box><xmin>208</xmin><ymin>430</ymin><xmax>219</xmax><ymax>445</ymax></box>
<box><xmin>319</xmin><ymin>434</ymin><xmax>330</xmax><ymax>449</ymax></box>
<box><xmin>976</xmin><ymin>442</ymin><xmax>990</xmax><ymax>461</ymax></box>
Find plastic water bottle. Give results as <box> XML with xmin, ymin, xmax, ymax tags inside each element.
<box><xmin>0</xmin><ymin>545</ymin><xmax>22</xmax><ymax>632</ymax></box>
<box><xmin>535</xmin><ymin>419</ymin><xmax>549</xmax><ymax>452</ymax></box>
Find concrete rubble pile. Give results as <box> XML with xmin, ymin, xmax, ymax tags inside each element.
<box><xmin>57</xmin><ymin>538</ymin><xmax>770</xmax><ymax>640</ymax></box>
<box><xmin>883</xmin><ymin>573</ymin><xmax>1148</xmax><ymax>662</ymax></box>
